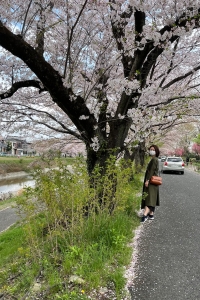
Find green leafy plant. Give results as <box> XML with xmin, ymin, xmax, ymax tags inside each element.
<box><xmin>0</xmin><ymin>156</ymin><xmax>143</xmax><ymax>299</ymax></box>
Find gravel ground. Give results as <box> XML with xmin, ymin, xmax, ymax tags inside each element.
<box><xmin>124</xmin><ymin>167</ymin><xmax>200</xmax><ymax>300</ymax></box>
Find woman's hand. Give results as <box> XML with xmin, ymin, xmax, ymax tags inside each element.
<box><xmin>145</xmin><ymin>180</ymin><xmax>149</xmax><ymax>187</ymax></box>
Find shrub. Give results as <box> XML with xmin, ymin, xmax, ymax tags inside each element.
<box><xmin>9</xmin><ymin>156</ymin><xmax>142</xmax><ymax>299</ymax></box>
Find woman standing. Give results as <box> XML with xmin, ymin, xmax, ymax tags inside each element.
<box><xmin>141</xmin><ymin>144</ymin><xmax>160</xmax><ymax>223</ymax></box>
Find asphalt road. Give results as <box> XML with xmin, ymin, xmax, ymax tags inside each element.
<box><xmin>129</xmin><ymin>167</ymin><xmax>200</xmax><ymax>300</ymax></box>
<box><xmin>0</xmin><ymin>206</ymin><xmax>20</xmax><ymax>233</ymax></box>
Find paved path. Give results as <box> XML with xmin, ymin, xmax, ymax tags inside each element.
<box><xmin>129</xmin><ymin>167</ymin><xmax>200</xmax><ymax>300</ymax></box>
<box><xmin>0</xmin><ymin>206</ymin><xmax>20</xmax><ymax>232</ymax></box>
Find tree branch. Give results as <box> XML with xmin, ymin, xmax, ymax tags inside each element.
<box><xmin>110</xmin><ymin>1</ymin><xmax>134</xmax><ymax>76</ymax></box>
<box><xmin>63</xmin><ymin>0</ymin><xmax>89</xmax><ymax>78</ymax></box>
<box><xmin>159</xmin><ymin>37</ymin><xmax>180</xmax><ymax>88</ymax></box>
<box><xmin>162</xmin><ymin>64</ymin><xmax>200</xmax><ymax>90</ymax></box>
<box><xmin>0</xmin><ymin>102</ymin><xmax>83</xmax><ymax>141</ymax></box>
<box><xmin>0</xmin><ymin>21</ymin><xmax>97</xmax><ymax>142</ymax></box>
<box><xmin>21</xmin><ymin>0</ymin><xmax>34</xmax><ymax>37</ymax></box>
<box><xmin>0</xmin><ymin>80</ymin><xmax>46</xmax><ymax>99</ymax></box>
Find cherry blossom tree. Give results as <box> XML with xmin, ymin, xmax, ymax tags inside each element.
<box><xmin>192</xmin><ymin>133</ymin><xmax>200</xmax><ymax>155</ymax></box>
<box><xmin>174</xmin><ymin>148</ymin><xmax>184</xmax><ymax>156</ymax></box>
<box><xmin>159</xmin><ymin>123</ymin><xmax>198</xmax><ymax>155</ymax></box>
<box><xmin>192</xmin><ymin>143</ymin><xmax>200</xmax><ymax>154</ymax></box>
<box><xmin>1</xmin><ymin>0</ymin><xmax>200</xmax><ymax>179</ymax></box>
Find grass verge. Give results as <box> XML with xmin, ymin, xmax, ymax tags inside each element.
<box><xmin>0</xmin><ymin>197</ymin><xmax>17</xmax><ymax>210</ymax></box>
<box><xmin>0</xmin><ymin>212</ymin><xmax>141</xmax><ymax>299</ymax></box>
<box><xmin>0</xmin><ymin>157</ymin><xmax>143</xmax><ymax>300</ymax></box>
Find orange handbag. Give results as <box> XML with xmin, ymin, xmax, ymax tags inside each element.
<box><xmin>149</xmin><ymin>176</ymin><xmax>162</xmax><ymax>185</ymax></box>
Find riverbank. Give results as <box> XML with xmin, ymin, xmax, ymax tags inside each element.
<box><xmin>0</xmin><ymin>156</ymin><xmax>75</xmax><ymax>174</ymax></box>
<box><xmin>0</xmin><ymin>156</ymin><xmax>37</xmax><ymax>174</ymax></box>
<box><xmin>0</xmin><ymin>171</ymin><xmax>28</xmax><ymax>180</ymax></box>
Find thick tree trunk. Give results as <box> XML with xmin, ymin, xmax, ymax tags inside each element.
<box><xmin>84</xmin><ymin>117</ymin><xmax>134</xmax><ymax>214</ymax></box>
<box><xmin>124</xmin><ymin>141</ymin><xmax>146</xmax><ymax>170</ymax></box>
<box><xmin>85</xmin><ymin>144</ymin><xmax>119</xmax><ymax>214</ymax></box>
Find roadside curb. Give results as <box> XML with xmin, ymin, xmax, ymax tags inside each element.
<box><xmin>185</xmin><ymin>165</ymin><xmax>200</xmax><ymax>173</ymax></box>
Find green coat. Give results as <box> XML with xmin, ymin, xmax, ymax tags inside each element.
<box><xmin>141</xmin><ymin>157</ymin><xmax>160</xmax><ymax>209</ymax></box>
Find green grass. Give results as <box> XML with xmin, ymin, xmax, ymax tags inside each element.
<box><xmin>0</xmin><ymin>156</ymin><xmax>36</xmax><ymax>162</ymax></box>
<box><xmin>0</xmin><ymin>197</ymin><xmax>17</xmax><ymax>210</ymax></box>
<box><xmin>0</xmin><ymin>225</ymin><xmax>25</xmax><ymax>267</ymax></box>
<box><xmin>0</xmin><ymin>157</ymin><xmax>143</xmax><ymax>300</ymax></box>
<box><xmin>0</xmin><ymin>213</ymin><xmax>140</xmax><ymax>299</ymax></box>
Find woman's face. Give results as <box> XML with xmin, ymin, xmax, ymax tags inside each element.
<box><xmin>149</xmin><ymin>147</ymin><xmax>156</xmax><ymax>156</ymax></box>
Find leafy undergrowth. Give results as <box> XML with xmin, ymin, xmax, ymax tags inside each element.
<box><xmin>0</xmin><ymin>213</ymin><xmax>140</xmax><ymax>299</ymax></box>
<box><xmin>0</xmin><ymin>157</ymin><xmax>142</xmax><ymax>300</ymax></box>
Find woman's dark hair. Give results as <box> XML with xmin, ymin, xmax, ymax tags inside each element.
<box><xmin>149</xmin><ymin>144</ymin><xmax>160</xmax><ymax>157</ymax></box>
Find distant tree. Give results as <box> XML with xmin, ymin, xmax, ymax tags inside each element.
<box><xmin>6</xmin><ymin>141</ymin><xmax>12</xmax><ymax>152</ymax></box>
<box><xmin>192</xmin><ymin>143</ymin><xmax>200</xmax><ymax>155</ymax></box>
<box><xmin>193</xmin><ymin>134</ymin><xmax>200</xmax><ymax>146</ymax></box>
<box><xmin>175</xmin><ymin>148</ymin><xmax>184</xmax><ymax>156</ymax></box>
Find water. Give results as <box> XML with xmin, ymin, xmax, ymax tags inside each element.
<box><xmin>0</xmin><ymin>176</ymin><xmax>35</xmax><ymax>194</ymax></box>
<box><xmin>0</xmin><ymin>166</ymin><xmax>64</xmax><ymax>196</ymax></box>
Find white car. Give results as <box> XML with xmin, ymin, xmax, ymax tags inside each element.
<box><xmin>161</xmin><ymin>157</ymin><xmax>185</xmax><ymax>174</ymax></box>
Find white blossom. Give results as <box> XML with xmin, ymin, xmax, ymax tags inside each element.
<box><xmin>79</xmin><ymin>115</ymin><xmax>89</xmax><ymax>120</ymax></box>
<box><xmin>90</xmin><ymin>136</ymin><xmax>100</xmax><ymax>152</ymax></box>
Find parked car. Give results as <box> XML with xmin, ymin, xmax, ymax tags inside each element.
<box><xmin>161</xmin><ymin>156</ymin><xmax>185</xmax><ymax>174</ymax></box>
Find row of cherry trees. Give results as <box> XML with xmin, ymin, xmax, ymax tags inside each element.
<box><xmin>0</xmin><ymin>1</ymin><xmax>200</xmax><ymax>179</ymax></box>
<box><xmin>159</xmin><ymin>123</ymin><xmax>200</xmax><ymax>156</ymax></box>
